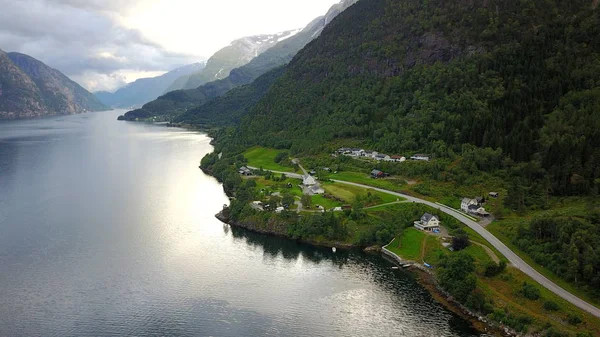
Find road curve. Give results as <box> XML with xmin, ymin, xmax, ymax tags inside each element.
<box><xmin>247</xmin><ymin>166</ymin><xmax>600</xmax><ymax>318</ymax></box>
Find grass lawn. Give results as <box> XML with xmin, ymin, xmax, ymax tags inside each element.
<box><xmin>386</xmin><ymin>228</ymin><xmax>426</xmax><ymax>261</ymax></box>
<box><xmin>243</xmin><ymin>146</ymin><xmax>297</xmax><ymax>172</ymax></box>
<box><xmin>325</xmin><ymin>171</ymin><xmax>408</xmax><ymax>192</ymax></box>
<box><xmin>322</xmin><ymin>182</ymin><xmax>401</xmax><ymax>205</ymax></box>
<box><xmin>252</xmin><ymin>176</ymin><xmax>303</xmax><ymax>199</ymax></box>
<box><xmin>311</xmin><ymin>195</ymin><xmax>342</xmax><ymax>210</ymax></box>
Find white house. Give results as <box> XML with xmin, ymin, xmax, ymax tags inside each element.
<box><xmin>414</xmin><ymin>213</ymin><xmax>441</xmax><ymax>232</ymax></box>
<box><xmin>391</xmin><ymin>156</ymin><xmax>406</xmax><ymax>162</ymax></box>
<box><xmin>364</xmin><ymin>150</ymin><xmax>377</xmax><ymax>158</ymax></box>
<box><xmin>308</xmin><ymin>185</ymin><xmax>325</xmax><ymax>195</ymax></box>
<box><xmin>461</xmin><ymin>198</ymin><xmax>479</xmax><ymax>212</ymax></box>
<box><xmin>410</xmin><ymin>154</ymin><xmax>430</xmax><ymax>161</ymax></box>
<box><xmin>303</xmin><ymin>175</ymin><xmax>317</xmax><ymax>186</ymax></box>
<box><xmin>374</xmin><ymin>153</ymin><xmax>391</xmax><ymax>161</ymax></box>
<box><xmin>350</xmin><ymin>148</ymin><xmax>365</xmax><ymax>157</ymax></box>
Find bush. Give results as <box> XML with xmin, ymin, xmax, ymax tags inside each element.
<box><xmin>543</xmin><ymin>300</ymin><xmax>560</xmax><ymax>312</ymax></box>
<box><xmin>484</xmin><ymin>260</ymin><xmax>507</xmax><ymax>277</ymax></box>
<box><xmin>520</xmin><ymin>282</ymin><xmax>541</xmax><ymax>300</ymax></box>
<box><xmin>451</xmin><ymin>229</ymin><xmax>470</xmax><ymax>251</ymax></box>
<box><xmin>274</xmin><ymin>151</ymin><xmax>289</xmax><ymax>163</ymax></box>
<box><xmin>567</xmin><ymin>313</ymin><xmax>582</xmax><ymax>325</ymax></box>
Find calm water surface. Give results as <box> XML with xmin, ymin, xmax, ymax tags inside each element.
<box><xmin>0</xmin><ymin>111</ymin><xmax>482</xmax><ymax>336</ymax></box>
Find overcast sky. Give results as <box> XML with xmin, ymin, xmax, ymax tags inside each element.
<box><xmin>0</xmin><ymin>0</ymin><xmax>339</xmax><ymax>92</ymax></box>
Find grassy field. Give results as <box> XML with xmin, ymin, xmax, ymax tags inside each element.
<box><xmin>243</xmin><ymin>146</ymin><xmax>297</xmax><ymax>172</ymax></box>
<box><xmin>325</xmin><ymin>171</ymin><xmax>408</xmax><ymax>192</ymax></box>
<box><xmin>386</xmin><ymin>228</ymin><xmax>426</xmax><ymax>261</ymax></box>
<box><xmin>311</xmin><ymin>195</ymin><xmax>342</xmax><ymax>210</ymax></box>
<box><xmin>386</xmin><ymin>226</ymin><xmax>600</xmax><ymax>335</ymax></box>
<box><xmin>322</xmin><ymin>182</ymin><xmax>401</xmax><ymax>204</ymax></box>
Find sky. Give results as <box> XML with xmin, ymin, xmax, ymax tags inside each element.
<box><xmin>0</xmin><ymin>0</ymin><xmax>339</xmax><ymax>92</ymax></box>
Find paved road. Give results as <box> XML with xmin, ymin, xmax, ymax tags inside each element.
<box><xmin>334</xmin><ymin>179</ymin><xmax>600</xmax><ymax>318</ymax></box>
<box><xmin>247</xmin><ymin>166</ymin><xmax>600</xmax><ymax>318</ymax></box>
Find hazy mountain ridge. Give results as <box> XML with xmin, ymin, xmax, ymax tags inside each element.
<box><xmin>168</xmin><ymin>30</ymin><xmax>301</xmax><ymax>92</ymax></box>
<box><xmin>0</xmin><ymin>50</ymin><xmax>107</xmax><ymax>120</ymax></box>
<box><xmin>95</xmin><ymin>62</ymin><xmax>206</xmax><ymax>108</ymax></box>
<box><xmin>119</xmin><ymin>0</ymin><xmax>358</xmax><ymax>121</ymax></box>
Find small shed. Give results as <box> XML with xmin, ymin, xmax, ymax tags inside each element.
<box><xmin>489</xmin><ymin>192</ymin><xmax>499</xmax><ymax>198</ymax></box>
<box><xmin>371</xmin><ymin>169</ymin><xmax>384</xmax><ymax>178</ymax></box>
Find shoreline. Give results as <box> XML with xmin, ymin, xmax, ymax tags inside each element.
<box><xmin>215</xmin><ymin>206</ymin><xmax>510</xmax><ymax>336</ymax></box>
<box><xmin>196</xmin><ymin>129</ymin><xmax>512</xmax><ymax>336</ymax></box>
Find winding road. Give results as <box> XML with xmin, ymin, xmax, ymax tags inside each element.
<box><xmin>247</xmin><ymin>166</ymin><xmax>600</xmax><ymax>318</ymax></box>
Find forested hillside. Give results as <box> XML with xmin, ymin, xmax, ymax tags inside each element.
<box><xmin>231</xmin><ymin>0</ymin><xmax>600</xmax><ymax>198</ymax></box>
<box><xmin>174</xmin><ymin>67</ymin><xmax>286</xmax><ymax>127</ymax></box>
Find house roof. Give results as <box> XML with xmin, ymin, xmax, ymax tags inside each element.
<box><xmin>375</xmin><ymin>154</ymin><xmax>387</xmax><ymax>158</ymax></box>
<box><xmin>421</xmin><ymin>213</ymin><xmax>439</xmax><ymax>223</ymax></box>
<box><xmin>371</xmin><ymin>169</ymin><xmax>383</xmax><ymax>175</ymax></box>
<box><xmin>391</xmin><ymin>155</ymin><xmax>404</xmax><ymax>159</ymax></box>
<box><xmin>303</xmin><ymin>175</ymin><xmax>317</xmax><ymax>185</ymax></box>
<box><xmin>468</xmin><ymin>204</ymin><xmax>480</xmax><ymax>210</ymax></box>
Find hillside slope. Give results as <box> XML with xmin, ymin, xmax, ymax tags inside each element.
<box><xmin>95</xmin><ymin>62</ymin><xmax>205</xmax><ymax>108</ymax></box>
<box><xmin>119</xmin><ymin>0</ymin><xmax>358</xmax><ymax>122</ymax></box>
<box><xmin>0</xmin><ymin>49</ymin><xmax>47</xmax><ymax>119</ymax></box>
<box><xmin>236</xmin><ymin>0</ymin><xmax>600</xmax><ymax>196</ymax></box>
<box><xmin>0</xmin><ymin>50</ymin><xmax>107</xmax><ymax>119</ymax></box>
<box><xmin>168</xmin><ymin>31</ymin><xmax>299</xmax><ymax>92</ymax></box>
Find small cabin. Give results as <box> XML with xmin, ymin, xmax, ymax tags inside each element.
<box><xmin>371</xmin><ymin>169</ymin><xmax>385</xmax><ymax>178</ymax></box>
<box><xmin>489</xmin><ymin>192</ymin><xmax>499</xmax><ymax>198</ymax></box>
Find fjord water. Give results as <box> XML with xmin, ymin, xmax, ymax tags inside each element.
<box><xmin>0</xmin><ymin>110</ymin><xmax>479</xmax><ymax>337</ymax></box>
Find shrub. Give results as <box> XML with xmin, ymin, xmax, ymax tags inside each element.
<box><xmin>543</xmin><ymin>300</ymin><xmax>560</xmax><ymax>312</ymax></box>
<box><xmin>567</xmin><ymin>313</ymin><xmax>582</xmax><ymax>325</ymax></box>
<box><xmin>451</xmin><ymin>229</ymin><xmax>470</xmax><ymax>251</ymax></box>
<box><xmin>520</xmin><ymin>282</ymin><xmax>541</xmax><ymax>300</ymax></box>
<box><xmin>484</xmin><ymin>260</ymin><xmax>507</xmax><ymax>277</ymax></box>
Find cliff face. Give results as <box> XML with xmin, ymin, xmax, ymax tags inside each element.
<box><xmin>0</xmin><ymin>50</ymin><xmax>108</xmax><ymax>120</ymax></box>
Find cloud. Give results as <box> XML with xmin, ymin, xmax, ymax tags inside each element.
<box><xmin>0</xmin><ymin>0</ymin><xmax>197</xmax><ymax>91</ymax></box>
<box><xmin>0</xmin><ymin>0</ymin><xmax>340</xmax><ymax>92</ymax></box>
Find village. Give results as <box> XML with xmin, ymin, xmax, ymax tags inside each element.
<box><xmin>238</xmin><ymin>163</ymin><xmax>501</xmax><ymax>255</ymax></box>
<box><xmin>334</xmin><ymin>147</ymin><xmax>431</xmax><ymax>162</ymax></box>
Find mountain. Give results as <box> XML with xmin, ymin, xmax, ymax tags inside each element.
<box><xmin>167</xmin><ymin>30</ymin><xmax>301</xmax><ymax>92</ymax></box>
<box><xmin>94</xmin><ymin>62</ymin><xmax>205</xmax><ymax>108</ymax></box>
<box><xmin>174</xmin><ymin>67</ymin><xmax>287</xmax><ymax>127</ymax></box>
<box><xmin>206</xmin><ymin>0</ymin><xmax>599</xmax><ymax>198</ymax></box>
<box><xmin>0</xmin><ymin>50</ymin><xmax>108</xmax><ymax>119</ymax></box>
<box><xmin>0</xmin><ymin>49</ymin><xmax>47</xmax><ymax>119</ymax></box>
<box><xmin>119</xmin><ymin>0</ymin><xmax>358</xmax><ymax>121</ymax></box>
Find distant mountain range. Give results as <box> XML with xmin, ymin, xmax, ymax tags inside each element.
<box><xmin>119</xmin><ymin>0</ymin><xmax>358</xmax><ymax>121</ymax></box>
<box><xmin>167</xmin><ymin>30</ymin><xmax>302</xmax><ymax>92</ymax></box>
<box><xmin>94</xmin><ymin>62</ymin><xmax>206</xmax><ymax>109</ymax></box>
<box><xmin>0</xmin><ymin>50</ymin><xmax>108</xmax><ymax>120</ymax></box>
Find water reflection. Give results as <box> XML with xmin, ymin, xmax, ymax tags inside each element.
<box><xmin>0</xmin><ymin>111</ymin><xmax>481</xmax><ymax>337</ymax></box>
